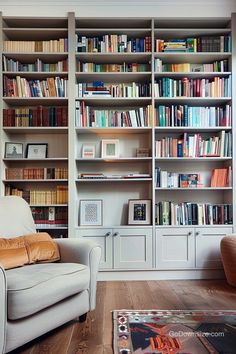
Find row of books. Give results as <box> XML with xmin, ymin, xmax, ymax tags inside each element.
<box><xmin>155</xmin><ymin>105</ymin><xmax>231</xmax><ymax>127</ymax></box>
<box><xmin>155</xmin><ymin>202</ymin><xmax>232</xmax><ymax>225</ymax></box>
<box><xmin>3</xmin><ymin>39</ymin><xmax>68</xmax><ymax>53</ymax></box>
<box><xmin>154</xmin><ymin>59</ymin><xmax>229</xmax><ymax>73</ymax></box>
<box><xmin>31</xmin><ymin>206</ymin><xmax>68</xmax><ymax>227</ymax></box>
<box><xmin>155</xmin><ymin>36</ymin><xmax>231</xmax><ymax>52</ymax></box>
<box><xmin>5</xmin><ymin>168</ymin><xmax>68</xmax><ymax>180</ymax></box>
<box><xmin>155</xmin><ymin>131</ymin><xmax>232</xmax><ymax>158</ymax></box>
<box><xmin>78</xmin><ymin>173</ymin><xmax>151</xmax><ymax>179</ymax></box>
<box><xmin>5</xmin><ymin>185</ymin><xmax>68</xmax><ymax>204</ymax></box>
<box><xmin>155</xmin><ymin>166</ymin><xmax>232</xmax><ymax>188</ymax></box>
<box><xmin>75</xmin><ymin>102</ymin><xmax>152</xmax><ymax>127</ymax></box>
<box><xmin>3</xmin><ymin>106</ymin><xmax>68</xmax><ymax>127</ymax></box>
<box><xmin>3</xmin><ymin>76</ymin><xmax>68</xmax><ymax>97</ymax></box>
<box><xmin>154</xmin><ymin>76</ymin><xmax>231</xmax><ymax>98</ymax></box>
<box><xmin>76</xmin><ymin>82</ymin><xmax>151</xmax><ymax>98</ymax></box>
<box><xmin>76</xmin><ymin>35</ymin><xmax>152</xmax><ymax>53</ymax></box>
<box><xmin>3</xmin><ymin>56</ymin><xmax>68</xmax><ymax>72</ymax></box>
<box><xmin>77</xmin><ymin>62</ymin><xmax>150</xmax><ymax>73</ymax></box>
<box><xmin>210</xmin><ymin>168</ymin><xmax>232</xmax><ymax>187</ymax></box>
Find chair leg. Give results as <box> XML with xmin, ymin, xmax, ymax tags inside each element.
<box><xmin>79</xmin><ymin>313</ymin><xmax>87</xmax><ymax>323</ymax></box>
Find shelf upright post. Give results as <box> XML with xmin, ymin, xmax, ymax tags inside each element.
<box><xmin>68</xmin><ymin>12</ymin><xmax>76</xmax><ymax>237</ymax></box>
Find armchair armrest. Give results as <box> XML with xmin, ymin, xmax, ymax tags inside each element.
<box><xmin>0</xmin><ymin>265</ymin><xmax>7</xmax><ymax>354</ymax></box>
<box><xmin>55</xmin><ymin>238</ymin><xmax>101</xmax><ymax>310</ymax></box>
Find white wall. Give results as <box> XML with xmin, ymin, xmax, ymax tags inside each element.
<box><xmin>1</xmin><ymin>0</ymin><xmax>236</xmax><ymax>18</ymax></box>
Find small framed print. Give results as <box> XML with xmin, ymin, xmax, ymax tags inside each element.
<box><xmin>101</xmin><ymin>139</ymin><xmax>119</xmax><ymax>159</ymax></box>
<box><xmin>5</xmin><ymin>142</ymin><xmax>24</xmax><ymax>158</ymax></box>
<box><xmin>26</xmin><ymin>143</ymin><xmax>48</xmax><ymax>159</ymax></box>
<box><xmin>82</xmin><ymin>143</ymin><xmax>95</xmax><ymax>158</ymax></box>
<box><xmin>80</xmin><ymin>199</ymin><xmax>103</xmax><ymax>226</ymax></box>
<box><xmin>128</xmin><ymin>199</ymin><xmax>151</xmax><ymax>225</ymax></box>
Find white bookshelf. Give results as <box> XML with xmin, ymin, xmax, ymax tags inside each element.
<box><xmin>0</xmin><ymin>12</ymin><xmax>235</xmax><ymax>278</ymax></box>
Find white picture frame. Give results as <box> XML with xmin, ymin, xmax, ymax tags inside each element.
<box><xmin>80</xmin><ymin>199</ymin><xmax>103</xmax><ymax>226</ymax></box>
<box><xmin>101</xmin><ymin>139</ymin><xmax>119</xmax><ymax>158</ymax></box>
<box><xmin>82</xmin><ymin>143</ymin><xmax>96</xmax><ymax>158</ymax></box>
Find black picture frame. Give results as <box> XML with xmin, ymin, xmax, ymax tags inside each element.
<box><xmin>26</xmin><ymin>143</ymin><xmax>48</xmax><ymax>159</ymax></box>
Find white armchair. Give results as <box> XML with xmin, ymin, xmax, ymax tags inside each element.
<box><xmin>0</xmin><ymin>196</ymin><xmax>101</xmax><ymax>353</ymax></box>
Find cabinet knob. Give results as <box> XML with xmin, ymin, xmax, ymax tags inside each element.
<box><xmin>188</xmin><ymin>231</ymin><xmax>192</xmax><ymax>236</ymax></box>
<box><xmin>113</xmin><ymin>232</ymin><xmax>119</xmax><ymax>237</ymax></box>
<box><xmin>105</xmin><ymin>232</ymin><xmax>111</xmax><ymax>237</ymax></box>
<box><xmin>195</xmin><ymin>231</ymin><xmax>200</xmax><ymax>236</ymax></box>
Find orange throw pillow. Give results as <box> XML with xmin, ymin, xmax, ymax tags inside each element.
<box><xmin>0</xmin><ymin>236</ymin><xmax>28</xmax><ymax>270</ymax></box>
<box><xmin>23</xmin><ymin>232</ymin><xmax>60</xmax><ymax>264</ymax></box>
<box><xmin>0</xmin><ymin>232</ymin><xmax>60</xmax><ymax>270</ymax></box>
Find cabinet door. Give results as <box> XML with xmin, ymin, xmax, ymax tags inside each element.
<box><xmin>113</xmin><ymin>228</ymin><xmax>152</xmax><ymax>269</ymax></box>
<box><xmin>76</xmin><ymin>228</ymin><xmax>113</xmax><ymax>269</ymax></box>
<box><xmin>195</xmin><ymin>227</ymin><xmax>232</xmax><ymax>269</ymax></box>
<box><xmin>156</xmin><ymin>227</ymin><xmax>195</xmax><ymax>269</ymax></box>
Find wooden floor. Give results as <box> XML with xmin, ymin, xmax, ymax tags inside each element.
<box><xmin>11</xmin><ymin>280</ymin><xmax>236</xmax><ymax>354</ymax></box>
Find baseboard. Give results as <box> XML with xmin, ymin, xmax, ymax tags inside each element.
<box><xmin>97</xmin><ymin>269</ymin><xmax>225</xmax><ymax>281</ymax></box>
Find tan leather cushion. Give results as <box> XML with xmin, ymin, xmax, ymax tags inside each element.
<box><xmin>0</xmin><ymin>236</ymin><xmax>28</xmax><ymax>269</ymax></box>
<box><xmin>0</xmin><ymin>233</ymin><xmax>60</xmax><ymax>270</ymax></box>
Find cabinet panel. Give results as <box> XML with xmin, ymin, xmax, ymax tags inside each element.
<box><xmin>113</xmin><ymin>228</ymin><xmax>153</xmax><ymax>269</ymax></box>
<box><xmin>76</xmin><ymin>228</ymin><xmax>112</xmax><ymax>269</ymax></box>
<box><xmin>156</xmin><ymin>227</ymin><xmax>195</xmax><ymax>269</ymax></box>
<box><xmin>195</xmin><ymin>227</ymin><xmax>233</xmax><ymax>269</ymax></box>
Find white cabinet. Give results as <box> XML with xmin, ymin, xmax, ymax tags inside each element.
<box><xmin>156</xmin><ymin>227</ymin><xmax>195</xmax><ymax>269</ymax></box>
<box><xmin>76</xmin><ymin>227</ymin><xmax>152</xmax><ymax>270</ymax></box>
<box><xmin>156</xmin><ymin>226</ymin><xmax>232</xmax><ymax>269</ymax></box>
<box><xmin>195</xmin><ymin>227</ymin><xmax>232</xmax><ymax>269</ymax></box>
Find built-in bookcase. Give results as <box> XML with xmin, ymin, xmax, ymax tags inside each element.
<box><xmin>0</xmin><ymin>12</ymin><xmax>235</xmax><ymax>279</ymax></box>
<box><xmin>0</xmin><ymin>15</ymin><xmax>69</xmax><ymax>238</ymax></box>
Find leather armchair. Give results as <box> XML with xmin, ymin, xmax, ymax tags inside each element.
<box><xmin>0</xmin><ymin>196</ymin><xmax>101</xmax><ymax>353</ymax></box>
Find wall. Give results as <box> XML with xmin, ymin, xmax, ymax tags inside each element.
<box><xmin>1</xmin><ymin>0</ymin><xmax>236</xmax><ymax>18</ymax></box>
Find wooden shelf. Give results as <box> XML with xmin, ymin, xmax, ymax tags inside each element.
<box><xmin>3</xmin><ymin>127</ymin><xmax>68</xmax><ymax>134</ymax></box>
<box><xmin>3</xmin><ymin>71</ymin><xmax>68</xmax><ymax>78</ymax></box>
<box><xmin>76</xmin><ymin>178</ymin><xmax>152</xmax><ymax>182</ymax></box>
<box><xmin>154</xmin><ymin>127</ymin><xmax>232</xmax><ymax>132</ymax></box>
<box><xmin>154</xmin><ymin>72</ymin><xmax>231</xmax><ymax>78</ymax></box>
<box><xmin>155</xmin><ymin>157</ymin><xmax>232</xmax><ymax>161</ymax></box>
<box><xmin>3</xmin><ymin>158</ymin><xmax>68</xmax><ymax>162</ymax></box>
<box><xmin>3</xmin><ymin>97</ymin><xmax>68</xmax><ymax>105</ymax></box>
<box><xmin>76</xmin><ymin>127</ymin><xmax>152</xmax><ymax>134</ymax></box>
<box><xmin>155</xmin><ymin>187</ymin><xmax>232</xmax><ymax>191</ymax></box>
<box><xmin>76</xmin><ymin>157</ymin><xmax>152</xmax><ymax>162</ymax></box>
<box><xmin>3</xmin><ymin>179</ymin><xmax>68</xmax><ymax>182</ymax></box>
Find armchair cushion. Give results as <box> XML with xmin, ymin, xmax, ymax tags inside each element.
<box><xmin>0</xmin><ymin>232</ymin><xmax>60</xmax><ymax>270</ymax></box>
<box><xmin>7</xmin><ymin>262</ymin><xmax>90</xmax><ymax>320</ymax></box>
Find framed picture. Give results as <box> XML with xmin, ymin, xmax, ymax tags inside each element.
<box><xmin>5</xmin><ymin>142</ymin><xmax>23</xmax><ymax>158</ymax></box>
<box><xmin>128</xmin><ymin>199</ymin><xmax>151</xmax><ymax>225</ymax></box>
<box><xmin>101</xmin><ymin>139</ymin><xmax>119</xmax><ymax>158</ymax></box>
<box><xmin>80</xmin><ymin>199</ymin><xmax>103</xmax><ymax>226</ymax></box>
<box><xmin>26</xmin><ymin>143</ymin><xmax>48</xmax><ymax>159</ymax></box>
<box><xmin>82</xmin><ymin>143</ymin><xmax>95</xmax><ymax>158</ymax></box>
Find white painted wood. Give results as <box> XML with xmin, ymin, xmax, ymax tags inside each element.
<box><xmin>113</xmin><ymin>227</ymin><xmax>153</xmax><ymax>269</ymax></box>
<box><xmin>156</xmin><ymin>227</ymin><xmax>195</xmax><ymax>269</ymax></box>
<box><xmin>195</xmin><ymin>227</ymin><xmax>233</xmax><ymax>268</ymax></box>
<box><xmin>75</xmin><ymin>228</ymin><xmax>113</xmax><ymax>269</ymax></box>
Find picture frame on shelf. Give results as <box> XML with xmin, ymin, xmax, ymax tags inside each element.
<box><xmin>26</xmin><ymin>143</ymin><xmax>48</xmax><ymax>159</ymax></box>
<box><xmin>101</xmin><ymin>139</ymin><xmax>119</xmax><ymax>158</ymax></box>
<box><xmin>79</xmin><ymin>199</ymin><xmax>103</xmax><ymax>226</ymax></box>
<box><xmin>128</xmin><ymin>199</ymin><xmax>151</xmax><ymax>225</ymax></box>
<box><xmin>136</xmin><ymin>147</ymin><xmax>150</xmax><ymax>157</ymax></box>
<box><xmin>5</xmin><ymin>142</ymin><xmax>24</xmax><ymax>159</ymax></box>
<box><xmin>82</xmin><ymin>143</ymin><xmax>96</xmax><ymax>158</ymax></box>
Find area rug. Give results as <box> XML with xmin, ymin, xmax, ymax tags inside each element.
<box><xmin>113</xmin><ymin>309</ymin><xmax>236</xmax><ymax>354</ymax></box>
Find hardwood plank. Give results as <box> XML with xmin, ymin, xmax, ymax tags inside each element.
<box><xmin>9</xmin><ymin>280</ymin><xmax>236</xmax><ymax>354</ymax></box>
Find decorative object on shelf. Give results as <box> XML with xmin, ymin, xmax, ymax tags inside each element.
<box><xmin>101</xmin><ymin>139</ymin><xmax>119</xmax><ymax>158</ymax></box>
<box><xmin>26</xmin><ymin>143</ymin><xmax>48</xmax><ymax>159</ymax></box>
<box><xmin>82</xmin><ymin>143</ymin><xmax>96</xmax><ymax>158</ymax></box>
<box><xmin>136</xmin><ymin>147</ymin><xmax>150</xmax><ymax>157</ymax></box>
<box><xmin>79</xmin><ymin>199</ymin><xmax>103</xmax><ymax>226</ymax></box>
<box><xmin>5</xmin><ymin>142</ymin><xmax>23</xmax><ymax>159</ymax></box>
<box><xmin>128</xmin><ymin>199</ymin><xmax>151</xmax><ymax>225</ymax></box>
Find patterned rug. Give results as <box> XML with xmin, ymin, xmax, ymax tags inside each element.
<box><xmin>113</xmin><ymin>309</ymin><xmax>236</xmax><ymax>354</ymax></box>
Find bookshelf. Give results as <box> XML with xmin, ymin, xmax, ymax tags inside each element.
<box><xmin>0</xmin><ymin>14</ymin><xmax>69</xmax><ymax>238</ymax></box>
<box><xmin>0</xmin><ymin>12</ymin><xmax>235</xmax><ymax>279</ymax></box>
